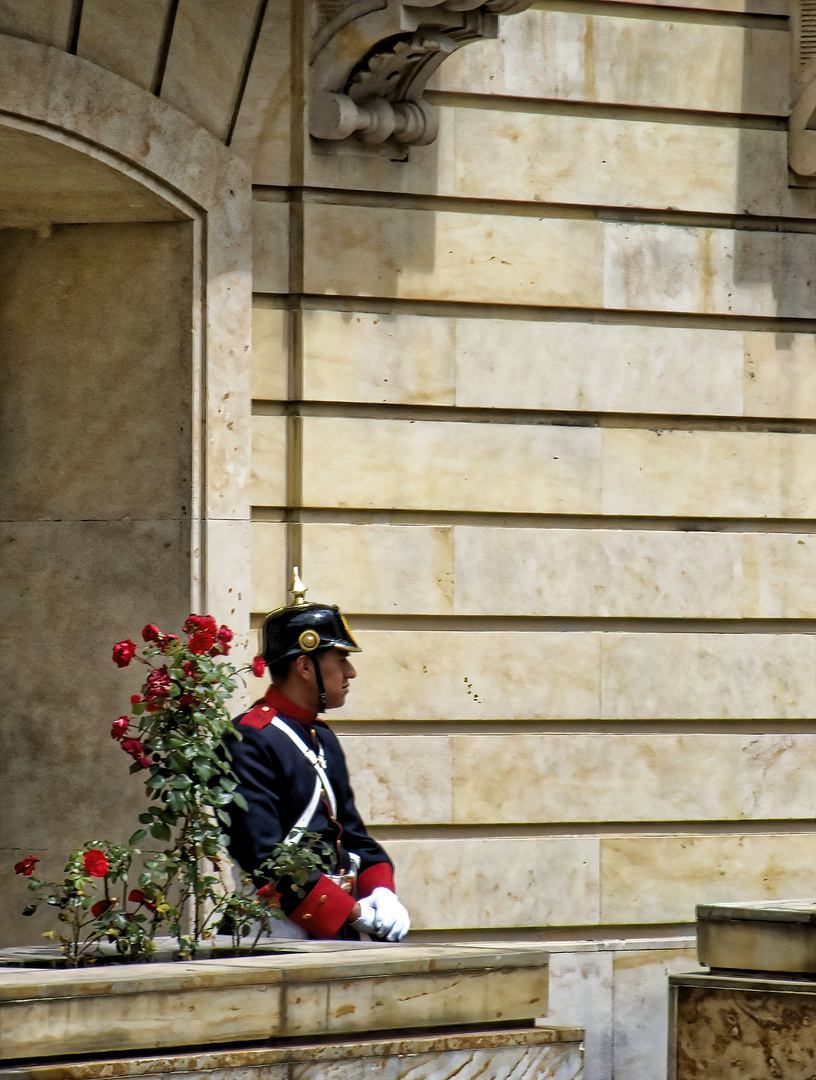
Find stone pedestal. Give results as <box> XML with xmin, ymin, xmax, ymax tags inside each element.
<box><xmin>668</xmin><ymin>901</ymin><xmax>816</xmax><ymax>1080</ymax></box>
<box><xmin>0</xmin><ymin>941</ymin><xmax>583</xmax><ymax>1079</ymax></box>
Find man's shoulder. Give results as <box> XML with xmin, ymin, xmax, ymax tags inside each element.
<box><xmin>235</xmin><ymin>701</ymin><xmax>277</xmax><ymax>731</ymax></box>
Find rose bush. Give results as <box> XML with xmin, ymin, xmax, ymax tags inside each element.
<box><xmin>15</xmin><ymin>615</ymin><xmax>330</xmax><ymax>966</ymax></box>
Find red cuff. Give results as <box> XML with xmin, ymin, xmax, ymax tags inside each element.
<box><xmin>357</xmin><ymin>863</ymin><xmax>395</xmax><ymax>898</ymax></box>
<box><xmin>289</xmin><ymin>874</ymin><xmax>357</xmax><ymax>938</ymax></box>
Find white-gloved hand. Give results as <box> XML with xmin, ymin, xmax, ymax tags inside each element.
<box><xmin>351</xmin><ymin>887</ymin><xmax>410</xmax><ymax>942</ymax></box>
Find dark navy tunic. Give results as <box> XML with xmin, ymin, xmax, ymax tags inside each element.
<box><xmin>224</xmin><ymin>685</ymin><xmax>394</xmax><ymax>938</ymax></box>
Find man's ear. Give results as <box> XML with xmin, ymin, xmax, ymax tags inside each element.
<box><xmin>293</xmin><ymin>653</ymin><xmax>312</xmax><ymax>680</ymax></box>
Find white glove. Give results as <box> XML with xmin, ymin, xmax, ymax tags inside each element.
<box><xmin>351</xmin><ymin>887</ymin><xmax>410</xmax><ymax>942</ymax></box>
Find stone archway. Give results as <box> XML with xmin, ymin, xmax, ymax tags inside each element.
<box><xmin>0</xmin><ymin>38</ymin><xmax>252</xmax><ymax>945</ymax></box>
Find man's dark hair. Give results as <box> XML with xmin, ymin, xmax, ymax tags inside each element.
<box><xmin>267</xmin><ymin>655</ymin><xmax>294</xmax><ymax>681</ymax></box>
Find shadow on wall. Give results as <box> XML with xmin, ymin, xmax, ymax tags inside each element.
<box><xmin>736</xmin><ymin>4</ymin><xmax>816</xmax><ymax>344</ymax></box>
<box><xmin>0</xmin><ymin>211</ymin><xmax>194</xmax><ymax>947</ymax></box>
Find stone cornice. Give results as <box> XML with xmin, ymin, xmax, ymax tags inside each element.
<box><xmin>309</xmin><ymin>0</ymin><xmax>533</xmax><ymax>153</ymax></box>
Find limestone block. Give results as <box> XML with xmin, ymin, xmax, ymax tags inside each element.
<box><xmin>302</xmin><ymin>309</ymin><xmax>456</xmax><ymax>406</ymax></box>
<box><xmin>300</xmin><ymin>203</ymin><xmax>605</xmax><ymax>308</ymax></box>
<box><xmin>250</xmin><ymin>521</ymin><xmax>287</xmax><ymax>613</ymax></box>
<box><xmin>3</xmin><ymin>978</ymin><xmax>283</xmax><ymax>1058</ymax></box>
<box><xmin>249</xmin><ymin>415</ymin><xmax>287</xmax><ymax>506</ymax></box>
<box><xmin>740</xmin><ymin>532</ymin><xmax>816</xmax><ymax>617</ymax></box>
<box><xmin>613</xmin><ymin>949</ymin><xmax>704</xmax><ymax>1080</ymax></box>
<box><xmin>301</xmin><ymin>523</ymin><xmax>455</xmax><ymax>614</ymax></box>
<box><xmin>386</xmin><ymin>837</ymin><xmax>600</xmax><ymax>928</ymax></box>
<box><xmin>453</xmin><ymin>528</ymin><xmax>815</xmax><ymax>619</ymax></box>
<box><xmin>342</xmin><ymin>630</ymin><xmax>815</xmax><ymax>721</ymax></box>
<box><xmin>204</xmin><ymin>516</ymin><xmax>253</xmax><ymax>645</ymax></box>
<box><xmin>344</xmin><ymin>630</ymin><xmax>600</xmax><ymax>721</ymax></box>
<box><xmin>299</xmin><ymin>523</ymin><xmax>814</xmax><ymax>619</ymax></box>
<box><xmin>324</xmin><ymin>967</ymin><xmax>549</xmax><ymax>1031</ymax></box>
<box><xmin>252</xmin><ymin>304</ymin><xmax>288</xmax><ymax>401</ymax></box>
<box><xmin>601</xmin><ymin>633</ymin><xmax>816</xmax><ymax>719</ymax></box>
<box><xmin>301</xmin><ymin>417</ymin><xmax>601</xmax><ymax>514</ymax></box>
<box><xmin>160</xmin><ymin>0</ymin><xmax>262</xmax><ymax>142</ymax></box>
<box><xmin>544</xmin><ymin>951</ymin><xmax>613</xmax><ymax>1080</ymax></box>
<box><xmin>0</xmin><ymin>1028</ymin><xmax>583</xmax><ymax>1080</ymax></box>
<box><xmin>0</xmin><ymin>0</ymin><xmax>73</xmax><ymax>48</ymax></box>
<box><xmin>430</xmin><ymin>11</ymin><xmax>789</xmax><ymax>115</ymax></box>
<box><xmin>603</xmin><ymin>222</ymin><xmax>816</xmax><ymax>319</ymax></box>
<box><xmin>230</xmin><ymin>0</ymin><xmax>291</xmax><ymax>184</ymax></box>
<box><xmin>341</xmin><ymin>735</ymin><xmax>453</xmax><ymax>825</ymax></box>
<box><xmin>449</xmin><ymin>733</ymin><xmax>816</xmax><ymax>824</ymax></box>
<box><xmin>599</xmin><ymin>833</ymin><xmax>816</xmax><ymax>924</ymax></box>
<box><xmin>0</xmin><ymin>518</ymin><xmax>191</xmax><ymax>949</ymax></box>
<box><xmin>744</xmin><ymin>331</ymin><xmax>816</xmax><ymax>418</ymax></box>
<box><xmin>297</xmin><ymin>204</ymin><xmax>816</xmax><ymax>319</ymax></box>
<box><xmin>300</xmin><ymin>310</ymin><xmax>816</xmax><ymax>419</ymax></box>
<box><xmin>297</xmin><ymin>418</ymin><xmax>814</xmax><ymax>519</ymax></box>
<box><xmin>604</xmin><ymin>0</ymin><xmax>787</xmax><ymax>10</ymax></box>
<box><xmin>77</xmin><ymin>0</ymin><xmax>172</xmax><ymax>92</ymax></box>
<box><xmin>445</xmin><ymin>113</ymin><xmax>798</xmax><ymax>220</ymax></box>
<box><xmin>0</xmin><ymin>222</ymin><xmax>193</xmax><ymax>522</ymax></box>
<box><xmin>295</xmin><ymin>1042</ymin><xmax>583</xmax><ymax>1080</ymax></box>
<box><xmin>308</xmin><ymin>112</ymin><xmax>816</xmax><ymax>224</ymax></box>
<box><xmin>252</xmin><ymin>200</ymin><xmax>290</xmax><ymax>294</ymax></box>
<box><xmin>600</xmin><ymin>430</ymin><xmax>816</xmax><ymax>519</ymax></box>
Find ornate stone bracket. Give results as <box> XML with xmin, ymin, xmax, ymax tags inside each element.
<box><xmin>309</xmin><ymin>0</ymin><xmax>533</xmax><ymax>153</ymax></box>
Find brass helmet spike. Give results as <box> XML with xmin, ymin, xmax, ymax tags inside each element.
<box><xmin>290</xmin><ymin>566</ymin><xmax>308</xmax><ymax>607</ymax></box>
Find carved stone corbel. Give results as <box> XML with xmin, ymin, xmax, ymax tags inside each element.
<box><xmin>309</xmin><ymin>0</ymin><xmax>533</xmax><ymax>154</ymax></box>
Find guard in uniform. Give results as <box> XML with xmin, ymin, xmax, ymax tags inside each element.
<box><xmin>224</xmin><ymin>570</ymin><xmax>410</xmax><ymax>941</ymax></box>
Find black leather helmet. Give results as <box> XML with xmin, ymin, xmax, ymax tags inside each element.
<box><xmin>261</xmin><ymin>567</ymin><xmax>360</xmax><ymax>681</ymax></box>
<box><xmin>262</xmin><ymin>601</ymin><xmax>361</xmax><ymax>667</ymax></box>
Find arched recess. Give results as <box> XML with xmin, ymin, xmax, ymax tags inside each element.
<box><xmin>0</xmin><ymin>36</ymin><xmax>252</xmax><ymax>945</ymax></box>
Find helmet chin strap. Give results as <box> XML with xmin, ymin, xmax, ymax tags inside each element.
<box><xmin>311</xmin><ymin>653</ymin><xmax>327</xmax><ymax>712</ymax></box>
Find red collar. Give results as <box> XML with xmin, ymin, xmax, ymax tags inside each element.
<box><xmin>264</xmin><ymin>686</ymin><xmax>318</xmax><ymax>725</ymax></box>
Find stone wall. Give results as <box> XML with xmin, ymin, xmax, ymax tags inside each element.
<box><xmin>245</xmin><ymin>0</ymin><xmax>815</xmax><ymax>937</ymax></box>
<box><xmin>0</xmin><ymin>1</ymin><xmax>813</xmax><ymax>1077</ymax></box>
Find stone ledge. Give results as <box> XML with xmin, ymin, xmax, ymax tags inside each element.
<box><xmin>0</xmin><ymin>943</ymin><xmax>551</xmax><ymax>1062</ymax></box>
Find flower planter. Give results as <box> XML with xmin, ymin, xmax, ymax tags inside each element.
<box><xmin>0</xmin><ymin>941</ymin><xmax>576</xmax><ymax>1070</ymax></box>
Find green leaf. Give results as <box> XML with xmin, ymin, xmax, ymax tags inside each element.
<box><xmin>166</xmin><ymin>790</ymin><xmax>186</xmax><ymax>814</ymax></box>
<box><xmin>216</xmin><ymin>808</ymin><xmax>232</xmax><ymax>824</ymax></box>
<box><xmin>22</xmin><ymin>904</ymin><xmax>37</xmax><ymax>916</ymax></box>
<box><xmin>150</xmin><ymin>822</ymin><xmax>172</xmax><ymax>841</ymax></box>
<box><xmin>129</xmin><ymin>829</ymin><xmax>148</xmax><ymax>844</ymax></box>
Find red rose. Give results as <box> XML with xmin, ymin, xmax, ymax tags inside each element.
<box><xmin>128</xmin><ymin>889</ymin><xmax>157</xmax><ymax>911</ymax></box>
<box><xmin>112</xmin><ymin>640</ymin><xmax>137</xmax><ymax>667</ymax></box>
<box><xmin>177</xmin><ymin>694</ymin><xmax>194</xmax><ymax>707</ymax></box>
<box><xmin>120</xmin><ymin>738</ymin><xmax>145</xmax><ymax>762</ymax></box>
<box><xmin>83</xmin><ymin>850</ymin><xmax>109</xmax><ymax>877</ymax></box>
<box><xmin>217</xmin><ymin>625</ymin><xmax>233</xmax><ymax>644</ymax></box>
<box><xmin>188</xmin><ymin>631</ymin><xmax>215</xmax><ymax>655</ymax></box>
<box><xmin>142</xmin><ymin>624</ymin><xmax>162</xmax><ymax>643</ymax></box>
<box><xmin>131</xmin><ymin>694</ymin><xmax>143</xmax><ymax>704</ymax></box>
<box><xmin>184</xmin><ymin>614</ymin><xmax>218</xmax><ymax>636</ymax></box>
<box><xmin>182</xmin><ymin>660</ymin><xmax>197</xmax><ymax>680</ymax></box>
<box><xmin>251</xmin><ymin>656</ymin><xmax>266</xmax><ymax>678</ymax></box>
<box><xmin>137</xmin><ymin>755</ymin><xmax>151</xmax><ymax>769</ymax></box>
<box><xmin>91</xmin><ymin>899</ymin><xmax>114</xmax><ymax>918</ymax></box>
<box><xmin>145</xmin><ymin>666</ymin><xmax>171</xmax><ymax>698</ymax></box>
<box><xmin>110</xmin><ymin>716</ymin><xmax>129</xmax><ymax>741</ymax></box>
<box><xmin>14</xmin><ymin>856</ymin><xmax>39</xmax><ymax>876</ymax></box>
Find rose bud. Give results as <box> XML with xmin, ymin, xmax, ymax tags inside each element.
<box><xmin>112</xmin><ymin>639</ymin><xmax>137</xmax><ymax>667</ymax></box>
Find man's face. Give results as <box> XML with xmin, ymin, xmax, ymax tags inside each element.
<box><xmin>314</xmin><ymin>648</ymin><xmax>356</xmax><ymax>710</ymax></box>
